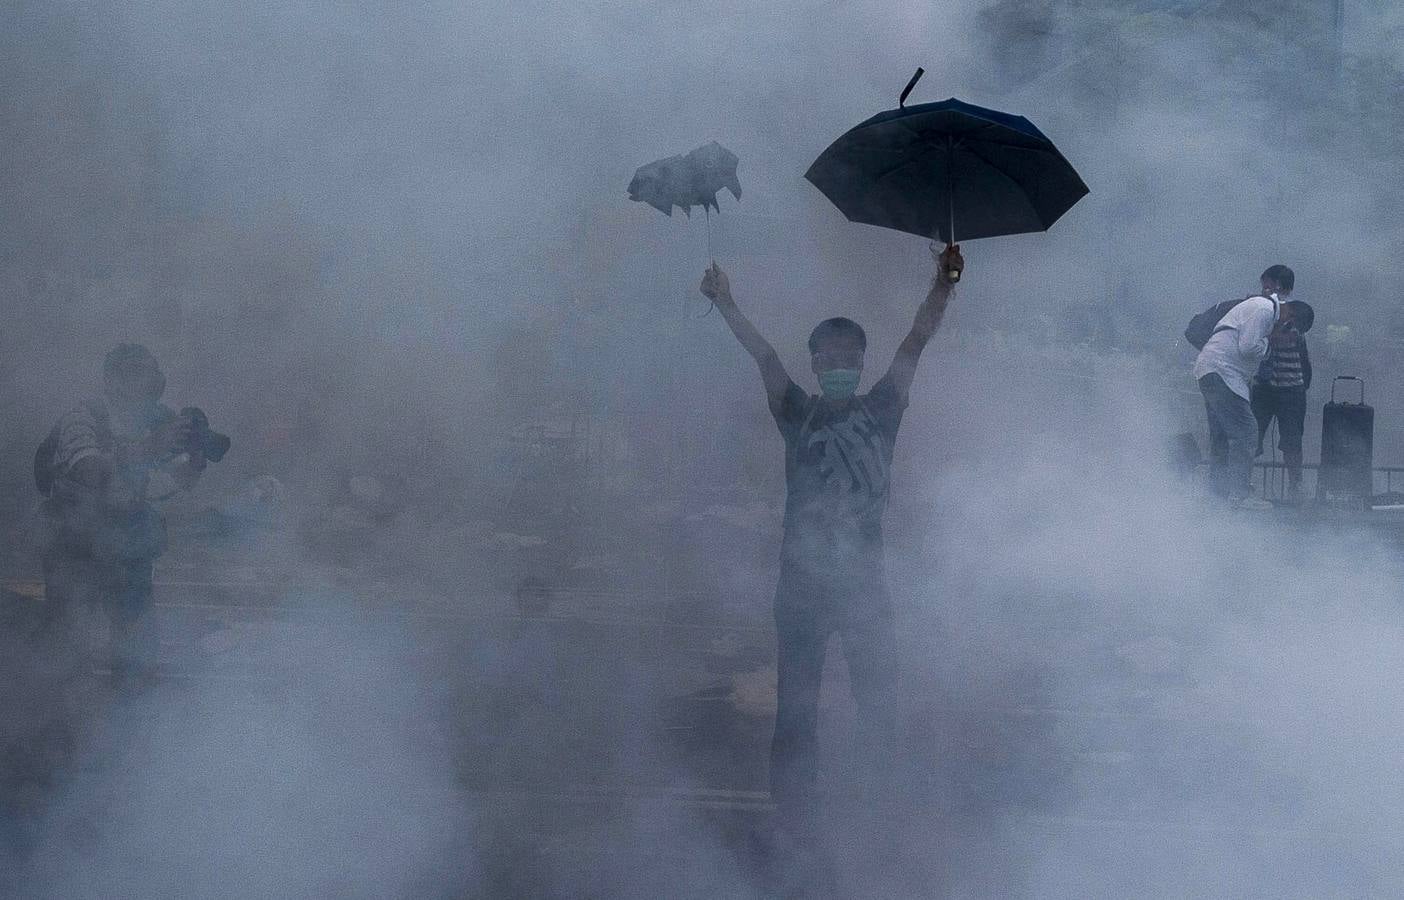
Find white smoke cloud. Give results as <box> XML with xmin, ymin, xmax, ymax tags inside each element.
<box><xmin>3</xmin><ymin>0</ymin><xmax>1404</xmax><ymax>896</ymax></box>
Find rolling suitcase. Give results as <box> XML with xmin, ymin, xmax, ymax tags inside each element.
<box><xmin>1317</xmin><ymin>376</ymin><xmax>1374</xmax><ymax>502</ymax></box>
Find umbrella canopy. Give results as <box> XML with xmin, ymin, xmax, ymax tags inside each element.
<box><xmin>805</xmin><ymin>73</ymin><xmax>1088</xmax><ymax>243</ymax></box>
<box><xmin>628</xmin><ymin>141</ymin><xmax>742</xmax><ymax>218</ymax></box>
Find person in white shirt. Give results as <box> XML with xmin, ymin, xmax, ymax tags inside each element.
<box><xmin>1192</xmin><ymin>265</ymin><xmax>1308</xmax><ymax>504</ymax></box>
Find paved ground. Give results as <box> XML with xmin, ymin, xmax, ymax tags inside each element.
<box><xmin>3</xmin><ymin>504</ymin><xmax>1403</xmax><ymax>896</ymax></box>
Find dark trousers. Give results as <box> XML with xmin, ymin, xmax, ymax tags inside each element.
<box><xmin>770</xmin><ymin>572</ymin><xmax>899</xmax><ymax>817</ymax></box>
<box><xmin>1199</xmin><ymin>372</ymin><xmax>1257</xmax><ymax>499</ymax></box>
<box><xmin>1251</xmin><ymin>383</ymin><xmax>1307</xmax><ymax>486</ymax></box>
<box><xmin>42</xmin><ymin>546</ymin><xmax>158</xmax><ymax>681</ymax></box>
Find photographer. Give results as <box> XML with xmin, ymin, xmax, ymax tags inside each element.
<box><xmin>36</xmin><ymin>343</ymin><xmax>228</xmax><ymax>689</ymax></box>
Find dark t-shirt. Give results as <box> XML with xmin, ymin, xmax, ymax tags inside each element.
<box><xmin>770</xmin><ymin>373</ymin><xmax>908</xmax><ymax>585</ymax></box>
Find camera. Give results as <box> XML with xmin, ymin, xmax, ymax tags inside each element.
<box><xmin>178</xmin><ymin>406</ymin><xmax>231</xmax><ymax>462</ymax></box>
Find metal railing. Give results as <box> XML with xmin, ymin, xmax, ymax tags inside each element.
<box><xmin>1252</xmin><ymin>460</ymin><xmax>1404</xmax><ymax>503</ymax></box>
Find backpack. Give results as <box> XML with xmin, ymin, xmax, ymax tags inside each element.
<box><xmin>33</xmin><ymin>401</ymin><xmax>108</xmax><ymax>497</ymax></box>
<box><xmin>1184</xmin><ymin>298</ymin><xmax>1250</xmax><ymax>350</ymax></box>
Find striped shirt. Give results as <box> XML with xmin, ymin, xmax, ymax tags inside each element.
<box><xmin>1255</xmin><ymin>325</ymin><xmax>1310</xmax><ymax>390</ymax></box>
<box><xmin>48</xmin><ymin>399</ymin><xmax>177</xmax><ymax>505</ymax></box>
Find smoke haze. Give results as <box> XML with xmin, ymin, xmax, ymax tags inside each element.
<box><xmin>3</xmin><ymin>0</ymin><xmax>1403</xmax><ymax>896</ymax></box>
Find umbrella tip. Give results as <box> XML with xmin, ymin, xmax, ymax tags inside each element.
<box><xmin>899</xmin><ymin>67</ymin><xmax>924</xmax><ymax>108</ymax></box>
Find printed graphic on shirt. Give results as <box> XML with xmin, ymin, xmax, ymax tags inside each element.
<box><xmin>794</xmin><ymin>404</ymin><xmax>891</xmax><ymax>522</ymax></box>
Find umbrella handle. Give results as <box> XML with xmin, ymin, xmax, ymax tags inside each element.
<box><xmin>945</xmin><ymin>135</ymin><xmax>959</xmax><ymax>278</ymax></box>
<box><xmin>899</xmin><ymin>67</ymin><xmax>924</xmax><ymax>108</ymax></box>
<box><xmin>931</xmin><ymin>242</ymin><xmax>962</xmax><ymax>283</ymax></box>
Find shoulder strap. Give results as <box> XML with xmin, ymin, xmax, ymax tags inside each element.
<box><xmin>1210</xmin><ymin>295</ymin><xmax>1262</xmax><ymax>336</ymax></box>
<box><xmin>84</xmin><ymin>399</ymin><xmax>117</xmax><ymax>450</ymax></box>
<box><xmin>34</xmin><ymin>421</ymin><xmax>64</xmax><ymax>496</ymax></box>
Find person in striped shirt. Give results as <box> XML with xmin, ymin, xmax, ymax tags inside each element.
<box><xmin>38</xmin><ymin>344</ymin><xmax>207</xmax><ymax>690</ymax></box>
<box><xmin>1250</xmin><ymin>268</ymin><xmax>1314</xmax><ymax>500</ymax></box>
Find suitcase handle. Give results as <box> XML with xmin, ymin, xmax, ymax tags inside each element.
<box><xmin>1332</xmin><ymin>376</ymin><xmax>1364</xmax><ymax>404</ymax></box>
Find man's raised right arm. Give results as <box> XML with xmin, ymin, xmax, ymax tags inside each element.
<box><xmin>700</xmin><ymin>263</ymin><xmax>792</xmax><ymax>402</ymax></box>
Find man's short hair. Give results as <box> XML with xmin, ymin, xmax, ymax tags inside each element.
<box><xmin>103</xmin><ymin>343</ymin><xmax>165</xmax><ymax>398</ymax></box>
<box><xmin>1287</xmin><ymin>300</ymin><xmax>1314</xmax><ymax>333</ymax></box>
<box><xmin>808</xmin><ymin>317</ymin><xmax>867</xmax><ymax>354</ymax></box>
<box><xmin>1261</xmin><ymin>264</ymin><xmax>1295</xmax><ymax>293</ymax></box>
<box><xmin>103</xmin><ymin>343</ymin><xmax>160</xmax><ymax>379</ymax></box>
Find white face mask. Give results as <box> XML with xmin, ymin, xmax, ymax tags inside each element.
<box><xmin>818</xmin><ymin>368</ymin><xmax>861</xmax><ymax>400</ymax></box>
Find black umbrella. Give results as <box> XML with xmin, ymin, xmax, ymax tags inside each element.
<box><xmin>805</xmin><ymin>68</ymin><xmax>1088</xmax><ymax>251</ymax></box>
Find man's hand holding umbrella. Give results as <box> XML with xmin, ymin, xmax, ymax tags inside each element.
<box><xmin>699</xmin><ymin>262</ymin><xmax>732</xmax><ymax>309</ymax></box>
<box><xmin>934</xmin><ymin>242</ymin><xmax>964</xmax><ymax>288</ymax></box>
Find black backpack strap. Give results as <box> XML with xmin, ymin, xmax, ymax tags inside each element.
<box><xmin>33</xmin><ymin>422</ymin><xmax>63</xmax><ymax>496</ymax></box>
<box><xmin>1208</xmin><ymin>296</ymin><xmax>1260</xmax><ymax>337</ymax></box>
<box><xmin>85</xmin><ymin>399</ymin><xmax>111</xmax><ymax>440</ymax></box>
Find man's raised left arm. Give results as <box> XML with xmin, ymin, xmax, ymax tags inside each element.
<box><xmin>883</xmin><ymin>243</ymin><xmax>963</xmax><ymax>397</ymax></box>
